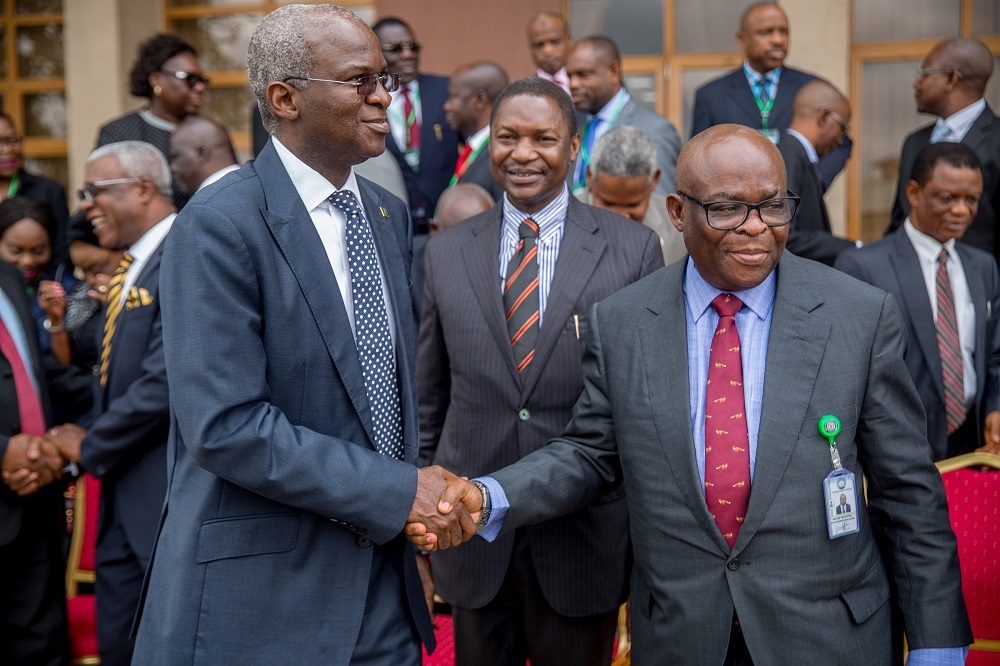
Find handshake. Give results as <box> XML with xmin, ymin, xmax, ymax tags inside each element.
<box><xmin>404</xmin><ymin>466</ymin><xmax>489</xmax><ymax>552</ymax></box>
<box><xmin>1</xmin><ymin>423</ymin><xmax>86</xmax><ymax>496</ymax></box>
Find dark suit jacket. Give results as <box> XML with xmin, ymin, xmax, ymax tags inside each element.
<box><xmin>887</xmin><ymin>105</ymin><xmax>1000</xmax><ymax>258</ymax></box>
<box><xmin>835</xmin><ymin>230</ymin><xmax>1000</xmax><ymax>460</ymax></box>
<box><xmin>132</xmin><ymin>141</ymin><xmax>433</xmax><ymax>663</ymax></box>
<box><xmin>456</xmin><ymin>144</ymin><xmax>504</xmax><ymax>202</ymax></box>
<box><xmin>691</xmin><ymin>67</ymin><xmax>850</xmax><ymax>188</ymax></box>
<box><xmin>418</xmin><ymin>196</ymin><xmax>663</xmax><ymax>614</ymax></box>
<box><xmin>614</xmin><ymin>98</ymin><xmax>682</xmax><ymax>197</ymax></box>
<box><xmin>489</xmin><ymin>254</ymin><xmax>970</xmax><ymax>663</ymax></box>
<box><xmin>385</xmin><ymin>74</ymin><xmax>459</xmax><ymax>226</ymax></box>
<box><xmin>778</xmin><ymin>133</ymin><xmax>855</xmax><ymax>265</ymax></box>
<box><xmin>80</xmin><ymin>236</ymin><xmax>170</xmax><ymax>562</ymax></box>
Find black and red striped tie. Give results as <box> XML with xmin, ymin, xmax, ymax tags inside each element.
<box><xmin>504</xmin><ymin>218</ymin><xmax>539</xmax><ymax>375</ymax></box>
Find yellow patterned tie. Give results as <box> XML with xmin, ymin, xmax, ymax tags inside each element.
<box><xmin>100</xmin><ymin>253</ymin><xmax>134</xmax><ymax>387</ymax></box>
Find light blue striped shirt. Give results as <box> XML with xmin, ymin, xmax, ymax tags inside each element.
<box><xmin>685</xmin><ymin>257</ymin><xmax>776</xmax><ymax>484</ymax></box>
<box><xmin>498</xmin><ymin>186</ymin><xmax>569</xmax><ymax>324</ymax></box>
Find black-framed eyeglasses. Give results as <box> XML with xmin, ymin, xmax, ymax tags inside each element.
<box><xmin>77</xmin><ymin>177</ymin><xmax>145</xmax><ymax>203</ymax></box>
<box><xmin>0</xmin><ymin>136</ymin><xmax>22</xmax><ymax>149</ymax></box>
<box><xmin>677</xmin><ymin>191</ymin><xmax>800</xmax><ymax>230</ymax></box>
<box><xmin>914</xmin><ymin>66</ymin><xmax>963</xmax><ymax>82</ymax></box>
<box><xmin>282</xmin><ymin>72</ymin><xmax>400</xmax><ymax>96</ymax></box>
<box><xmin>381</xmin><ymin>41</ymin><xmax>420</xmax><ymax>55</ymax></box>
<box><xmin>161</xmin><ymin>69</ymin><xmax>210</xmax><ymax>88</ymax></box>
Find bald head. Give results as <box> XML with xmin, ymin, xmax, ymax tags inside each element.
<box><xmin>787</xmin><ymin>80</ymin><xmax>851</xmax><ymax>158</ymax></box>
<box><xmin>453</xmin><ymin>61</ymin><xmax>509</xmax><ymax>102</ymax></box>
<box><xmin>445</xmin><ymin>61</ymin><xmax>509</xmax><ymax>136</ymax></box>
<box><xmin>431</xmin><ymin>184</ymin><xmax>494</xmax><ymax>233</ymax></box>
<box><xmin>169</xmin><ymin>115</ymin><xmax>238</xmax><ymax>195</ymax></box>
<box><xmin>676</xmin><ymin>124</ymin><xmax>784</xmax><ymax>195</ymax></box>
<box><xmin>932</xmin><ymin>37</ymin><xmax>994</xmax><ymax>94</ymax></box>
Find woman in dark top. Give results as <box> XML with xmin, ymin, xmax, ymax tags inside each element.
<box><xmin>95</xmin><ymin>33</ymin><xmax>207</xmax><ymax>208</ymax></box>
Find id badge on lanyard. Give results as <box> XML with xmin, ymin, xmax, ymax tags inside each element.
<box><xmin>818</xmin><ymin>415</ymin><xmax>860</xmax><ymax>539</ymax></box>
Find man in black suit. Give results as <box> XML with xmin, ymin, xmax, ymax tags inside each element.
<box><xmin>839</xmin><ymin>142</ymin><xmax>1000</xmax><ymax>461</ymax></box>
<box><xmin>0</xmin><ymin>262</ymin><xmax>69</xmax><ymax>665</ymax></box>
<box><xmin>443</xmin><ymin>61</ymin><xmax>507</xmax><ymax>202</ymax></box>
<box><xmin>778</xmin><ymin>80</ymin><xmax>857</xmax><ymax>265</ymax></box>
<box><xmin>373</xmin><ymin>17</ymin><xmax>459</xmax><ymax>234</ymax></box>
<box><xmin>47</xmin><ymin>141</ymin><xmax>175</xmax><ymax>666</ymax></box>
<box><xmin>886</xmin><ymin>37</ymin><xmax>999</xmax><ymax>260</ymax></box>
<box><xmin>418</xmin><ymin>77</ymin><xmax>663</xmax><ymax>666</ymax></box>
<box><xmin>691</xmin><ymin>1</ymin><xmax>850</xmax><ymax>189</ymax></box>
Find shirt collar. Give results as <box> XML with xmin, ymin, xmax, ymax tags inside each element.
<box><xmin>785</xmin><ymin>128</ymin><xmax>819</xmax><ymax>164</ymax></box>
<box><xmin>467</xmin><ymin>125</ymin><xmax>490</xmax><ymax>151</ymax></box>
<box><xmin>683</xmin><ymin>256</ymin><xmax>777</xmax><ymax>324</ymax></box>
<box><xmin>939</xmin><ymin>98</ymin><xmax>986</xmax><ymax>137</ymax></box>
<box><xmin>743</xmin><ymin>61</ymin><xmax>782</xmax><ymax>86</ymax></box>
<box><xmin>502</xmin><ymin>185</ymin><xmax>569</xmax><ymax>239</ymax></box>
<box><xmin>595</xmin><ymin>87</ymin><xmax>630</xmax><ymax>122</ymax></box>
<box><xmin>390</xmin><ymin>78</ymin><xmax>420</xmax><ymax>103</ymax></box>
<box><xmin>197</xmin><ymin>164</ymin><xmax>241</xmax><ymax>192</ymax></box>
<box><xmin>272</xmin><ymin>136</ymin><xmax>362</xmax><ymax>212</ymax></box>
<box><xmin>904</xmin><ymin>218</ymin><xmax>957</xmax><ymax>262</ymax></box>
<box><xmin>127</xmin><ymin>213</ymin><xmax>176</xmax><ymax>263</ymax></box>
<box><xmin>138</xmin><ymin>109</ymin><xmax>178</xmax><ymax>133</ymax></box>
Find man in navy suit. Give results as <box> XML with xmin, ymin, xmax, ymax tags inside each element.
<box><xmin>131</xmin><ymin>6</ymin><xmax>476</xmax><ymax>663</ymax></box>
<box><xmin>691</xmin><ymin>1</ymin><xmax>850</xmax><ymax>189</ymax></box>
<box><xmin>374</xmin><ymin>16</ymin><xmax>459</xmax><ymax>235</ymax></box>
<box><xmin>47</xmin><ymin>140</ymin><xmax>175</xmax><ymax>666</ymax></box>
<box><xmin>838</xmin><ymin>142</ymin><xmax>1000</xmax><ymax>460</ymax></box>
<box><xmin>885</xmin><ymin>37</ymin><xmax>999</xmax><ymax>260</ymax></box>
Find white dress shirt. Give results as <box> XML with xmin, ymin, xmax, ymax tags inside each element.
<box><xmin>120</xmin><ymin>213</ymin><xmax>176</xmax><ymax>305</ymax></box>
<box><xmin>931</xmin><ymin>98</ymin><xmax>986</xmax><ymax>144</ymax></box>
<box><xmin>388</xmin><ymin>80</ymin><xmax>422</xmax><ymax>152</ymax></box>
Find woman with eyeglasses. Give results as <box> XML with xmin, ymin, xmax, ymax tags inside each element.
<box><xmin>0</xmin><ymin>111</ymin><xmax>71</xmax><ymax>267</ymax></box>
<box><xmin>94</xmin><ymin>33</ymin><xmax>207</xmax><ymax>209</ymax></box>
<box><xmin>0</xmin><ymin>197</ymin><xmax>79</xmax><ymax>364</ymax></box>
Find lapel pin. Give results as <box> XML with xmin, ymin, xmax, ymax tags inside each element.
<box><xmin>433</xmin><ymin>123</ymin><xmax>443</xmax><ymax>141</ymax></box>
<box><xmin>379</xmin><ymin>206</ymin><xmax>389</xmax><ymax>219</ymax></box>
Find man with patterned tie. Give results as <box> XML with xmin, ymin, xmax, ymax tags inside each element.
<box><xmin>886</xmin><ymin>37</ymin><xmax>999</xmax><ymax>260</ymax></box>
<box><xmin>374</xmin><ymin>16</ymin><xmax>459</xmax><ymax>236</ymax></box>
<box><xmin>838</xmin><ymin>142</ymin><xmax>1000</xmax><ymax>460</ymax></box>
<box><xmin>417</xmin><ymin>124</ymin><xmax>972</xmax><ymax>665</ymax></box>
<box><xmin>417</xmin><ymin>77</ymin><xmax>662</xmax><ymax>666</ymax></box>
<box><xmin>130</xmin><ymin>5</ymin><xmax>477</xmax><ymax>664</ymax></box>
<box><xmin>565</xmin><ymin>36</ymin><xmax>681</xmax><ymax>199</ymax></box>
<box><xmin>44</xmin><ymin>140</ymin><xmax>175</xmax><ymax>666</ymax></box>
<box><xmin>0</xmin><ymin>260</ymin><xmax>70</xmax><ymax>665</ymax></box>
<box><xmin>443</xmin><ymin>60</ymin><xmax>507</xmax><ymax>202</ymax></box>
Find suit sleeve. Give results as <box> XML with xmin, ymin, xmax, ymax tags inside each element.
<box><xmin>416</xmin><ymin>237</ymin><xmax>451</xmax><ymax>467</ymax></box>
<box><xmin>492</xmin><ymin>303</ymin><xmax>623</xmax><ymax>529</ymax></box>
<box><xmin>783</xmin><ymin>151</ymin><xmax>855</xmax><ymax>266</ymax></box>
<box><xmin>653</xmin><ymin>120</ymin><xmax>682</xmax><ymax>196</ymax></box>
<box><xmin>80</xmin><ymin>305</ymin><xmax>169</xmax><ymax>476</ymax></box>
<box><xmin>887</xmin><ymin>136</ymin><xmax>913</xmax><ymax>235</ymax></box>
<box><xmin>984</xmin><ymin>259</ymin><xmax>1000</xmax><ymax>415</ymax></box>
<box><xmin>858</xmin><ymin>293</ymin><xmax>972</xmax><ymax>648</ymax></box>
<box><xmin>159</xmin><ymin>203</ymin><xmax>417</xmax><ymax>546</ymax></box>
<box><xmin>690</xmin><ymin>87</ymin><xmax>711</xmax><ymax>139</ymax></box>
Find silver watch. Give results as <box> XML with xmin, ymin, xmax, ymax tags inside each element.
<box><xmin>471</xmin><ymin>480</ymin><xmax>492</xmax><ymax>534</ymax></box>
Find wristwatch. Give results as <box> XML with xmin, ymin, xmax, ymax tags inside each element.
<box><xmin>43</xmin><ymin>319</ymin><xmax>64</xmax><ymax>332</ymax></box>
<box><xmin>471</xmin><ymin>480</ymin><xmax>492</xmax><ymax>534</ymax></box>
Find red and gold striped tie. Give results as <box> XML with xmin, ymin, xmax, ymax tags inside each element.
<box><xmin>504</xmin><ymin>219</ymin><xmax>539</xmax><ymax>375</ymax></box>
<box><xmin>100</xmin><ymin>253</ymin><xmax>134</xmax><ymax>387</ymax></box>
<box><xmin>936</xmin><ymin>248</ymin><xmax>966</xmax><ymax>433</ymax></box>
<box><xmin>704</xmin><ymin>293</ymin><xmax>751</xmax><ymax>548</ymax></box>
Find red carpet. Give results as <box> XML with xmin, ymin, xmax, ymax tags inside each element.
<box><xmin>422</xmin><ymin>614</ymin><xmax>455</xmax><ymax>666</ymax></box>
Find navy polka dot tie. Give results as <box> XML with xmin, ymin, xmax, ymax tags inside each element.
<box><xmin>330</xmin><ymin>189</ymin><xmax>403</xmax><ymax>459</ymax></box>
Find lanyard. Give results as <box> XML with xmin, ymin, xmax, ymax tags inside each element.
<box><xmin>5</xmin><ymin>171</ymin><xmax>19</xmax><ymax>199</ymax></box>
<box><xmin>389</xmin><ymin>88</ymin><xmax>421</xmax><ymax>129</ymax></box>
<box><xmin>754</xmin><ymin>83</ymin><xmax>775</xmax><ymax>130</ymax></box>
<box><xmin>448</xmin><ymin>138</ymin><xmax>488</xmax><ymax>187</ymax></box>
<box><xmin>575</xmin><ymin>94</ymin><xmax>628</xmax><ymax>189</ymax></box>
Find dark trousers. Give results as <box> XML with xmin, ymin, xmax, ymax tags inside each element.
<box><xmin>95</xmin><ymin>511</ymin><xmax>148</xmax><ymax>666</ymax></box>
<box><xmin>946</xmin><ymin>413</ymin><xmax>978</xmax><ymax>459</ymax></box>
<box><xmin>451</xmin><ymin>532</ymin><xmax>618</xmax><ymax>666</ymax></box>
<box><xmin>724</xmin><ymin>615</ymin><xmax>754</xmax><ymax>666</ymax></box>
<box><xmin>0</xmin><ymin>493</ymin><xmax>69</xmax><ymax>666</ymax></box>
<box><xmin>351</xmin><ymin>537</ymin><xmax>421</xmax><ymax>665</ymax></box>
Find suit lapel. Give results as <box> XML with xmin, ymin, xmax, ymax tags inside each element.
<box><xmin>522</xmin><ymin>199</ymin><xmax>606</xmax><ymax>397</ymax></box>
<box><xmin>957</xmin><ymin>243</ymin><xmax>988</xmax><ymax>399</ymax></box>
<box><xmin>888</xmin><ymin>231</ymin><xmax>944</xmax><ymax>401</ymax></box>
<box><xmin>462</xmin><ymin>206</ymin><xmax>521</xmax><ymax>384</ymax></box>
<box><xmin>726</xmin><ymin>72</ymin><xmax>763</xmax><ymax>127</ymax></box>
<box><xmin>254</xmin><ymin>147</ymin><xmax>378</xmax><ymax>447</ymax></box>
<box><xmin>961</xmin><ymin>106</ymin><xmax>994</xmax><ymax>153</ymax></box>
<box><xmin>735</xmin><ymin>256</ymin><xmax>830</xmax><ymax>553</ymax></box>
<box><xmin>639</xmin><ymin>264</ymin><xmax>729</xmax><ymax>548</ymax></box>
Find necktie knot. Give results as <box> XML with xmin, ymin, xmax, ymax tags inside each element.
<box><xmin>330</xmin><ymin>190</ymin><xmax>362</xmax><ymax>219</ymax></box>
<box><xmin>117</xmin><ymin>253</ymin><xmax>135</xmax><ymax>275</ymax></box>
<box><xmin>519</xmin><ymin>218</ymin><xmax>539</xmax><ymax>241</ymax></box>
<box><xmin>937</xmin><ymin>247</ymin><xmax>950</xmax><ymax>266</ymax></box>
<box><xmin>711</xmin><ymin>293</ymin><xmax>743</xmax><ymax>319</ymax></box>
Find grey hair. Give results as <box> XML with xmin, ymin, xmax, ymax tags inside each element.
<box><xmin>88</xmin><ymin>141</ymin><xmax>171</xmax><ymax>197</ymax></box>
<box><xmin>590</xmin><ymin>126</ymin><xmax>657</xmax><ymax>181</ymax></box>
<box><xmin>246</xmin><ymin>4</ymin><xmax>364</xmax><ymax>134</ymax></box>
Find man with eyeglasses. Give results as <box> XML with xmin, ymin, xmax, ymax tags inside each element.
<box><xmin>130</xmin><ymin>6</ymin><xmax>477</xmax><ymax>664</ymax></box>
<box><xmin>373</xmin><ymin>16</ymin><xmax>459</xmax><ymax>235</ymax></box>
<box><xmin>410</xmin><ymin>124</ymin><xmax>972</xmax><ymax>665</ymax></box>
<box><xmin>776</xmin><ymin>79</ymin><xmax>858</xmax><ymax>266</ymax></box>
<box><xmin>44</xmin><ymin>140</ymin><xmax>175</xmax><ymax>666</ymax></box>
<box><xmin>887</xmin><ymin>37</ymin><xmax>1000</xmax><ymax>261</ymax></box>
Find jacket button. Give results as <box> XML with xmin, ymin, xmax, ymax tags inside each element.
<box><xmin>727</xmin><ymin>559</ymin><xmax>740</xmax><ymax>571</ymax></box>
<box><xmin>518</xmin><ymin>408</ymin><xmax>530</xmax><ymax>421</ymax></box>
<box><xmin>357</xmin><ymin>536</ymin><xmax>371</xmax><ymax>548</ymax></box>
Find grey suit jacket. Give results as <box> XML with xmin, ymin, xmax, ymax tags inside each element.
<box><xmin>836</xmin><ymin>230</ymin><xmax>1000</xmax><ymax>459</ymax></box>
<box><xmin>418</xmin><ymin>196</ymin><xmax>662</xmax><ymax>614</ymax></box>
<box><xmin>778</xmin><ymin>133</ymin><xmax>855</xmax><ymax>265</ymax></box>
<box><xmin>132</xmin><ymin>141</ymin><xmax>433</xmax><ymax>664</ymax></box>
<box><xmin>613</xmin><ymin>99</ymin><xmax>681</xmax><ymax>198</ymax></box>
<box><xmin>887</xmin><ymin>105</ymin><xmax>1000</xmax><ymax>258</ymax></box>
<box><xmin>490</xmin><ymin>253</ymin><xmax>970</xmax><ymax>664</ymax></box>
<box><xmin>81</xmin><ymin>238</ymin><xmax>169</xmax><ymax>561</ymax></box>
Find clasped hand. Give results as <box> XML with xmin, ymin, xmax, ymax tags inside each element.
<box><xmin>1</xmin><ymin>423</ymin><xmax>86</xmax><ymax>496</ymax></box>
<box><xmin>406</xmin><ymin>466</ymin><xmax>485</xmax><ymax>552</ymax></box>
